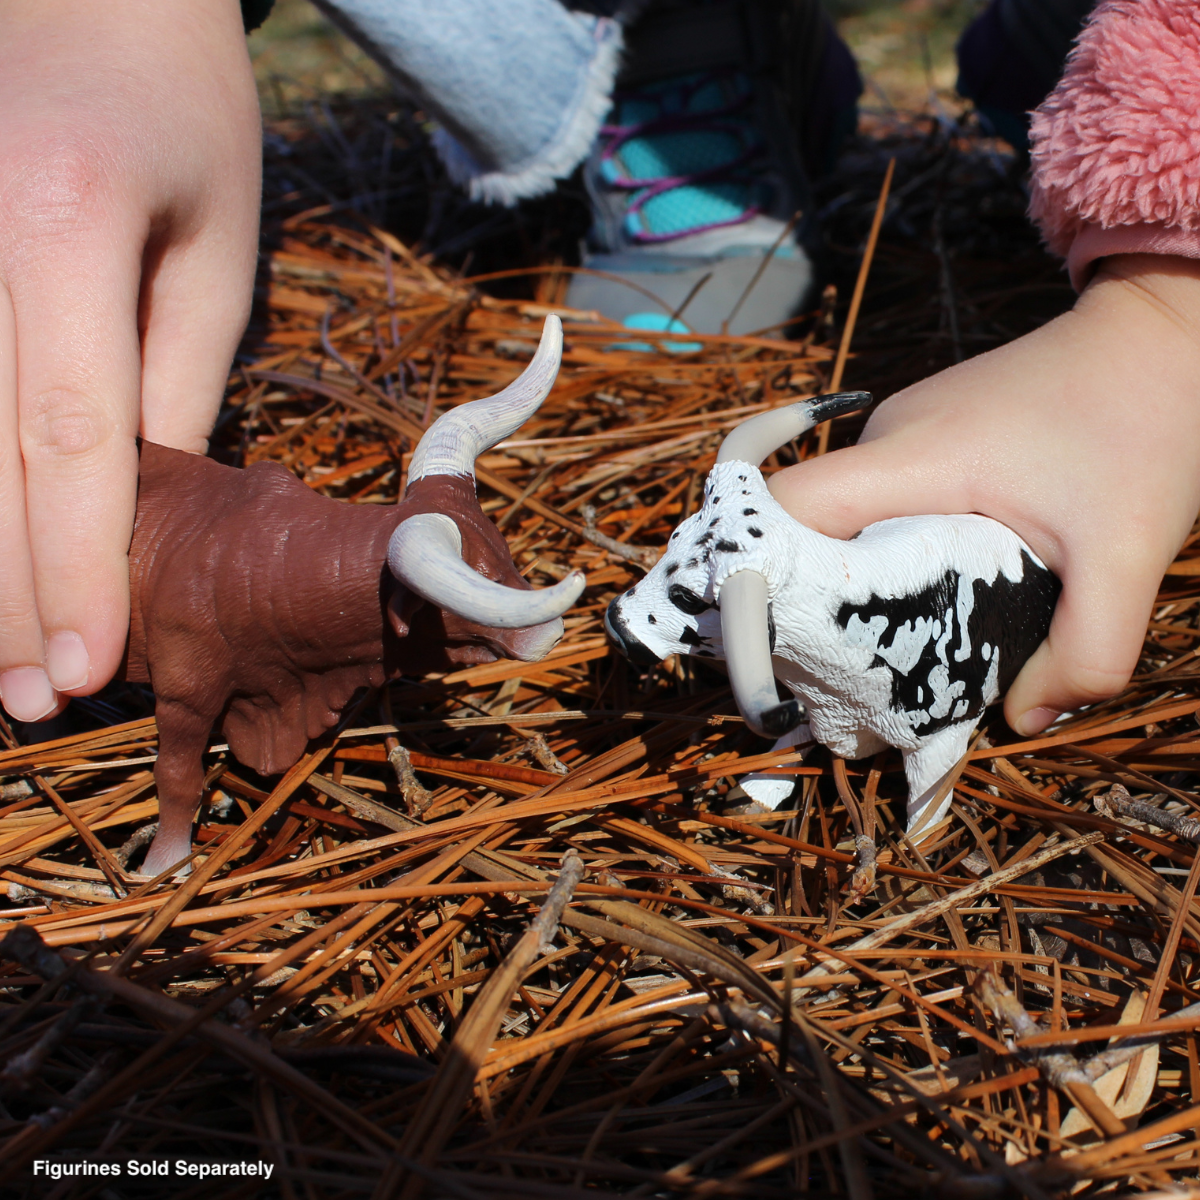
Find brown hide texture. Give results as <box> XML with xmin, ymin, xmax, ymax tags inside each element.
<box><xmin>126</xmin><ymin>442</ymin><xmax>547</xmax><ymax>869</ymax></box>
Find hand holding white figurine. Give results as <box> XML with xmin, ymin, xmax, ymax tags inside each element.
<box><xmin>606</xmin><ymin>392</ymin><xmax>1059</xmax><ymax>833</ymax></box>
<box><xmin>771</xmin><ymin>255</ymin><xmax>1200</xmax><ymax>739</ymax></box>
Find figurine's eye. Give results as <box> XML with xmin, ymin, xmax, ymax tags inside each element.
<box><xmin>668</xmin><ymin>584</ymin><xmax>709</xmax><ymax>615</ymax></box>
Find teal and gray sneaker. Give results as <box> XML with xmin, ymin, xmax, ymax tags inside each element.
<box><xmin>567</xmin><ymin>67</ymin><xmax>814</xmax><ymax>337</ymax></box>
<box><xmin>566</xmin><ymin>0</ymin><xmax>862</xmax><ymax>339</ymax></box>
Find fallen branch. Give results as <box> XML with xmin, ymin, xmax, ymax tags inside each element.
<box><xmin>1095</xmin><ymin>784</ymin><xmax>1200</xmax><ymax>843</ymax></box>
<box><xmin>579</xmin><ymin>505</ymin><xmax>660</xmax><ymax>570</ymax></box>
<box><xmin>976</xmin><ymin>970</ymin><xmax>1125</xmax><ymax>1139</ymax></box>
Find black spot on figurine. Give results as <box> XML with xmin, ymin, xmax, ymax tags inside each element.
<box><xmin>668</xmin><ymin>584</ymin><xmax>710</xmax><ymax>615</ymax></box>
<box><xmin>835</xmin><ymin>552</ymin><xmax>1058</xmax><ymax>735</ymax></box>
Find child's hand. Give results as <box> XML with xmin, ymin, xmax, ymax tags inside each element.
<box><xmin>0</xmin><ymin>1</ymin><xmax>260</xmax><ymax>722</ymax></box>
<box><xmin>769</xmin><ymin>253</ymin><xmax>1200</xmax><ymax>736</ymax></box>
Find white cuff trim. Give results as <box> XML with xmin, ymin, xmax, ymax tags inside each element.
<box><xmin>432</xmin><ymin>19</ymin><xmax>623</xmax><ymax>207</ymax></box>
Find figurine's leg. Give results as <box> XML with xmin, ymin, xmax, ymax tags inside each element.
<box><xmin>141</xmin><ymin>701</ymin><xmax>214</xmax><ymax>877</ymax></box>
<box><xmin>902</xmin><ymin>722</ymin><xmax>975</xmax><ymax>837</ymax></box>
<box><xmin>730</xmin><ymin>723</ymin><xmax>813</xmax><ymax>811</ymax></box>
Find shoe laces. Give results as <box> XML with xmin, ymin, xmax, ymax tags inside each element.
<box><xmin>599</xmin><ymin>71</ymin><xmax>771</xmax><ymax>244</ymax></box>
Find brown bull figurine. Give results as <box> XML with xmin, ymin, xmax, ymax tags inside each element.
<box><xmin>123</xmin><ymin>316</ymin><xmax>582</xmax><ymax>876</ymax></box>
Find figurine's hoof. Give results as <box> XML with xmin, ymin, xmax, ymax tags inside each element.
<box><xmin>727</xmin><ymin>775</ymin><xmax>799</xmax><ymax>812</ymax></box>
<box><xmin>138</xmin><ymin>846</ymin><xmax>193</xmax><ymax>879</ymax></box>
<box><xmin>133</xmin><ymin>865</ymin><xmax>191</xmax><ymax>882</ymax></box>
<box><xmin>724</xmin><ymin>796</ymin><xmax>771</xmax><ymax>816</ymax></box>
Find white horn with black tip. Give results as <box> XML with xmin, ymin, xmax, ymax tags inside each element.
<box><xmin>407</xmin><ymin>315</ymin><xmax>564</xmax><ymax>484</ymax></box>
<box><xmin>388</xmin><ymin>513</ymin><xmax>585</xmax><ymax>628</ymax></box>
<box><xmin>719</xmin><ymin>570</ymin><xmax>801</xmax><ymax>738</ymax></box>
<box><xmin>717</xmin><ymin>391</ymin><xmax>872</xmax><ymax>467</ymax></box>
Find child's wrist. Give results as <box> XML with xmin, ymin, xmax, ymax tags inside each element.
<box><xmin>1085</xmin><ymin>253</ymin><xmax>1200</xmax><ymax>353</ymax></box>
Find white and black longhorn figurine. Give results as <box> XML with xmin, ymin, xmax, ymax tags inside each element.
<box><xmin>605</xmin><ymin>393</ymin><xmax>1061</xmax><ymax>833</ymax></box>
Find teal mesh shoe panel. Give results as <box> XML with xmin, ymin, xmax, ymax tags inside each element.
<box><xmin>598</xmin><ymin>71</ymin><xmax>770</xmax><ymax>244</ymax></box>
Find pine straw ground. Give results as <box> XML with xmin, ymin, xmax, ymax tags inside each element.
<box><xmin>4</xmin><ymin>107</ymin><xmax>1200</xmax><ymax>1200</ymax></box>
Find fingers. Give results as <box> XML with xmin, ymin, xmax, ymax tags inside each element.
<box><xmin>1004</xmin><ymin>544</ymin><xmax>1161</xmax><ymax>736</ymax></box>
<box><xmin>139</xmin><ymin>237</ymin><xmax>257</xmax><ymax>453</ymax></box>
<box><xmin>0</xmin><ymin>174</ymin><xmax>251</xmax><ymax>724</ymax></box>
<box><xmin>139</xmin><ymin>115</ymin><xmax>260</xmax><ymax>453</ymax></box>
<box><xmin>9</xmin><ymin>215</ymin><xmax>143</xmax><ymax>704</ymax></box>
<box><xmin>0</xmin><ymin>282</ymin><xmax>54</xmax><ymax>721</ymax></box>
<box><xmin>0</xmin><ymin>0</ymin><xmax>260</xmax><ymax>727</ymax></box>
<box><xmin>767</xmin><ymin>438</ymin><xmax>972</xmax><ymax>539</ymax></box>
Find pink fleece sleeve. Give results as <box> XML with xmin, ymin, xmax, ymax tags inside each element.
<box><xmin>1028</xmin><ymin>0</ymin><xmax>1200</xmax><ymax>291</ymax></box>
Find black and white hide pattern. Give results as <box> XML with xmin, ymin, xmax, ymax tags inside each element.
<box><xmin>605</xmin><ymin>418</ymin><xmax>1060</xmax><ymax>832</ymax></box>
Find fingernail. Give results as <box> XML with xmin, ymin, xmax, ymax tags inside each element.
<box><xmin>46</xmin><ymin>631</ymin><xmax>90</xmax><ymax>692</ymax></box>
<box><xmin>0</xmin><ymin>667</ymin><xmax>58</xmax><ymax>723</ymax></box>
<box><xmin>1014</xmin><ymin>706</ymin><xmax>1061</xmax><ymax>737</ymax></box>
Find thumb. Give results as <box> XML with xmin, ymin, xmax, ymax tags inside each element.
<box><xmin>767</xmin><ymin>439</ymin><xmax>972</xmax><ymax>538</ymax></box>
<box><xmin>1003</xmin><ymin>553</ymin><xmax>1157</xmax><ymax>737</ymax></box>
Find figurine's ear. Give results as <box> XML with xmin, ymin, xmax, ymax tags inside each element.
<box><xmin>387</xmin><ymin>587</ymin><xmax>425</xmax><ymax>639</ymax></box>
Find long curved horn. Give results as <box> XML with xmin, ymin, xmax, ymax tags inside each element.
<box><xmin>719</xmin><ymin>570</ymin><xmax>802</xmax><ymax>738</ymax></box>
<box><xmin>717</xmin><ymin>391</ymin><xmax>872</xmax><ymax>467</ymax></box>
<box><xmin>388</xmin><ymin>513</ymin><xmax>585</xmax><ymax>628</ymax></box>
<box><xmin>408</xmin><ymin>315</ymin><xmax>563</xmax><ymax>485</ymax></box>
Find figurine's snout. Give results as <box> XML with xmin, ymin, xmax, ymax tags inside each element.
<box><xmin>604</xmin><ymin>599</ymin><xmax>659</xmax><ymax>666</ymax></box>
